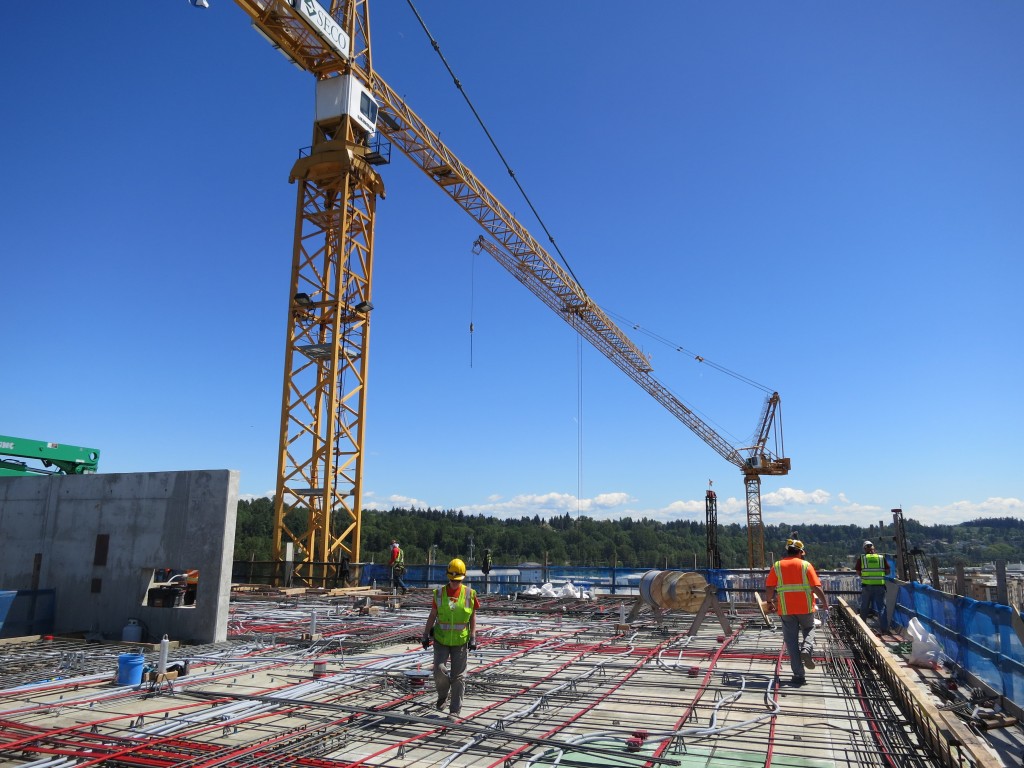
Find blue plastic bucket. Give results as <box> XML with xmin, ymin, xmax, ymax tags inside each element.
<box><xmin>117</xmin><ymin>653</ymin><xmax>145</xmax><ymax>686</ymax></box>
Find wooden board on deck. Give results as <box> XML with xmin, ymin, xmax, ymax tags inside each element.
<box><xmin>755</xmin><ymin>593</ymin><xmax>774</xmax><ymax>628</ymax></box>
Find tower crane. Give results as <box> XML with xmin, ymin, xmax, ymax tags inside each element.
<box><xmin>214</xmin><ymin>0</ymin><xmax>788</xmax><ymax>580</ymax></box>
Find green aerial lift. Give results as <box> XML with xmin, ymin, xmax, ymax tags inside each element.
<box><xmin>0</xmin><ymin>435</ymin><xmax>100</xmax><ymax>477</ymax></box>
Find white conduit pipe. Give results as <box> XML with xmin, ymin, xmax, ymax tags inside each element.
<box><xmin>524</xmin><ymin>675</ymin><xmax>783</xmax><ymax>768</ymax></box>
<box><xmin>15</xmin><ymin>758</ymin><xmax>80</xmax><ymax>768</ymax></box>
<box><xmin>654</xmin><ymin>635</ymin><xmax>695</xmax><ymax>669</ymax></box>
<box><xmin>442</xmin><ymin>655</ymin><xmax>615</xmax><ymax>768</ymax></box>
<box><xmin>136</xmin><ymin>652</ymin><xmax>421</xmax><ymax>738</ymax></box>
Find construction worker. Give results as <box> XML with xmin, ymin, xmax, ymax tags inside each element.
<box><xmin>389</xmin><ymin>539</ymin><xmax>408</xmax><ymax>595</ymax></box>
<box><xmin>422</xmin><ymin>558</ymin><xmax>479</xmax><ymax>719</ymax></box>
<box><xmin>764</xmin><ymin>535</ymin><xmax>828</xmax><ymax>687</ymax></box>
<box><xmin>856</xmin><ymin>540</ymin><xmax>890</xmax><ymax>633</ymax></box>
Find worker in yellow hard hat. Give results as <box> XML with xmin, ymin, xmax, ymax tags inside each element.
<box><xmin>422</xmin><ymin>557</ymin><xmax>479</xmax><ymax>720</ymax></box>
<box><xmin>764</xmin><ymin>534</ymin><xmax>828</xmax><ymax>687</ymax></box>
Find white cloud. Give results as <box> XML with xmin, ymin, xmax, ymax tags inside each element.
<box><xmin>662</xmin><ymin>499</ymin><xmax>705</xmax><ymax>515</ymax></box>
<box><xmin>364</xmin><ymin>493</ymin><xmax>431</xmax><ymax>510</ymax></box>
<box><xmin>239</xmin><ymin>490</ymin><xmax>276</xmax><ymax>503</ymax></box>
<box><xmin>592</xmin><ymin>492</ymin><xmax>632</xmax><ymax>508</ymax></box>
<box><xmin>456</xmin><ymin>491</ymin><xmax>635</xmax><ymax>519</ymax></box>
<box><xmin>361</xmin><ymin>483</ymin><xmax>1024</xmax><ymax>529</ymax></box>
<box><xmin>761</xmin><ymin>487</ymin><xmax>831</xmax><ymax>507</ymax></box>
<box><xmin>905</xmin><ymin>497</ymin><xmax>1024</xmax><ymax>525</ymax></box>
<box><xmin>832</xmin><ymin>501</ymin><xmax>884</xmax><ymax>516</ymax></box>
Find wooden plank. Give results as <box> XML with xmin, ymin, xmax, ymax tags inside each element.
<box><xmin>754</xmin><ymin>592</ymin><xmax>774</xmax><ymax>628</ymax></box>
<box><xmin>837</xmin><ymin>599</ymin><xmax>1004</xmax><ymax>768</ymax></box>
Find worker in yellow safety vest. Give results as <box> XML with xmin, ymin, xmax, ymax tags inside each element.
<box><xmin>855</xmin><ymin>540</ymin><xmax>890</xmax><ymax>633</ymax></box>
<box><xmin>422</xmin><ymin>558</ymin><xmax>479</xmax><ymax>719</ymax></box>
<box><xmin>764</xmin><ymin>535</ymin><xmax>829</xmax><ymax>687</ymax></box>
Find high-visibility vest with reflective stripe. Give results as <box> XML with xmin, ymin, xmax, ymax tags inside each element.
<box><xmin>432</xmin><ymin>585</ymin><xmax>475</xmax><ymax>646</ymax></box>
<box><xmin>773</xmin><ymin>558</ymin><xmax>812</xmax><ymax>615</ymax></box>
<box><xmin>392</xmin><ymin>546</ymin><xmax>404</xmax><ymax>565</ymax></box>
<box><xmin>860</xmin><ymin>553</ymin><xmax>885</xmax><ymax>585</ymax></box>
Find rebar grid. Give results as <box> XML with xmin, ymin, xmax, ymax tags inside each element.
<box><xmin>0</xmin><ymin>592</ymin><xmax>1011</xmax><ymax>768</ymax></box>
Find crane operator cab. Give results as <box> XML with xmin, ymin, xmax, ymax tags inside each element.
<box><xmin>316</xmin><ymin>75</ymin><xmax>379</xmax><ymax>138</ymax></box>
<box><xmin>314</xmin><ymin>74</ymin><xmax>389</xmax><ymax>165</ymax></box>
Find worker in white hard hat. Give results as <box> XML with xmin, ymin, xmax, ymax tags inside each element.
<box><xmin>422</xmin><ymin>557</ymin><xmax>479</xmax><ymax>719</ymax></box>
<box><xmin>856</xmin><ymin>541</ymin><xmax>890</xmax><ymax>633</ymax></box>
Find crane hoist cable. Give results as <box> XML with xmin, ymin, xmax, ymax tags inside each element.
<box><xmin>469</xmin><ymin>248</ymin><xmax>476</xmax><ymax>368</ymax></box>
<box><xmin>403</xmin><ymin>2</ymin><xmax>783</xmax><ymax>471</ymax></box>
<box><xmin>604</xmin><ymin>308</ymin><xmax>776</xmax><ymax>395</ymax></box>
<box><xmin>576</xmin><ymin>330</ymin><xmax>585</xmax><ymax>527</ymax></box>
<box><xmin>402</xmin><ymin>0</ymin><xmax>582</xmax><ymax>288</ymax></box>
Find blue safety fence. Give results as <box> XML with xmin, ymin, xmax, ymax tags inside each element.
<box><xmin>357</xmin><ymin>564</ymin><xmax>868</xmax><ymax>607</ymax></box>
<box><xmin>893</xmin><ymin>581</ymin><xmax>1024</xmax><ymax>706</ymax></box>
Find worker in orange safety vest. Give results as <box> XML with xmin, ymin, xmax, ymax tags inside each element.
<box><xmin>764</xmin><ymin>535</ymin><xmax>828</xmax><ymax>687</ymax></box>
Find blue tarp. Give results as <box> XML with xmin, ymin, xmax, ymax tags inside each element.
<box><xmin>0</xmin><ymin>591</ymin><xmax>15</xmax><ymax>633</ymax></box>
<box><xmin>894</xmin><ymin>581</ymin><xmax>1024</xmax><ymax>706</ymax></box>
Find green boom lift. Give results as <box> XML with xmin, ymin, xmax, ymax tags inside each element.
<box><xmin>0</xmin><ymin>435</ymin><xmax>100</xmax><ymax>477</ymax></box>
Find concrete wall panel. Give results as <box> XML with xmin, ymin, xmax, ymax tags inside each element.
<box><xmin>0</xmin><ymin>470</ymin><xmax>238</xmax><ymax>644</ymax></box>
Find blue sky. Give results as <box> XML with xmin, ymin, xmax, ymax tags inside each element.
<box><xmin>4</xmin><ymin>2</ymin><xmax>1022</xmax><ymax>529</ymax></box>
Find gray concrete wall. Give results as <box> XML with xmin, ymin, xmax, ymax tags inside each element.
<box><xmin>0</xmin><ymin>470</ymin><xmax>238</xmax><ymax>644</ymax></box>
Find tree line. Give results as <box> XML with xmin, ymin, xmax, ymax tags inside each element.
<box><xmin>234</xmin><ymin>498</ymin><xmax>1024</xmax><ymax>570</ymax></box>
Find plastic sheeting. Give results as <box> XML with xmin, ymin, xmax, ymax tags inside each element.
<box><xmin>906</xmin><ymin>617</ymin><xmax>941</xmax><ymax>667</ymax></box>
<box><xmin>521</xmin><ymin>583</ymin><xmax>591</xmax><ymax>599</ymax></box>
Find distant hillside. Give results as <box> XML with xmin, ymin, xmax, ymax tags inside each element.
<box><xmin>234</xmin><ymin>498</ymin><xmax>1024</xmax><ymax>570</ymax></box>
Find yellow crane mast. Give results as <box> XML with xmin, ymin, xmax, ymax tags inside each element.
<box><xmin>223</xmin><ymin>0</ymin><xmax>788</xmax><ymax>579</ymax></box>
<box><xmin>230</xmin><ymin>0</ymin><xmax>380</xmax><ymax>586</ymax></box>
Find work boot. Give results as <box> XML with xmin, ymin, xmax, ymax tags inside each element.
<box><xmin>436</xmin><ymin>694</ymin><xmax>446</xmax><ymax>710</ymax></box>
<box><xmin>791</xmin><ymin>675</ymin><xmax>806</xmax><ymax>687</ymax></box>
<box><xmin>800</xmin><ymin>648</ymin><xmax>815</xmax><ymax>669</ymax></box>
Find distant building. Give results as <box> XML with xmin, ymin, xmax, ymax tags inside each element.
<box><xmin>465</xmin><ymin>568</ymin><xmax>519</xmax><ymax>594</ymax></box>
<box><xmin>517</xmin><ymin>562</ymin><xmax>543</xmax><ymax>584</ymax></box>
<box><xmin>936</xmin><ymin>565</ymin><xmax>1024</xmax><ymax>611</ymax></box>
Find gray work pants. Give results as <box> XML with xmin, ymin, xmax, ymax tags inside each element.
<box><xmin>780</xmin><ymin>613</ymin><xmax>816</xmax><ymax>676</ymax></box>
<box><xmin>860</xmin><ymin>584</ymin><xmax>888</xmax><ymax>631</ymax></box>
<box><xmin>432</xmin><ymin>641</ymin><xmax>468</xmax><ymax>714</ymax></box>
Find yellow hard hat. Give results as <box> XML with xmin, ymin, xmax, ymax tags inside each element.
<box><xmin>447</xmin><ymin>558</ymin><xmax>467</xmax><ymax>581</ymax></box>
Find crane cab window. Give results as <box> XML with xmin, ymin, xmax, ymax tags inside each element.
<box><xmin>360</xmin><ymin>92</ymin><xmax>378</xmax><ymax>127</ymax></box>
